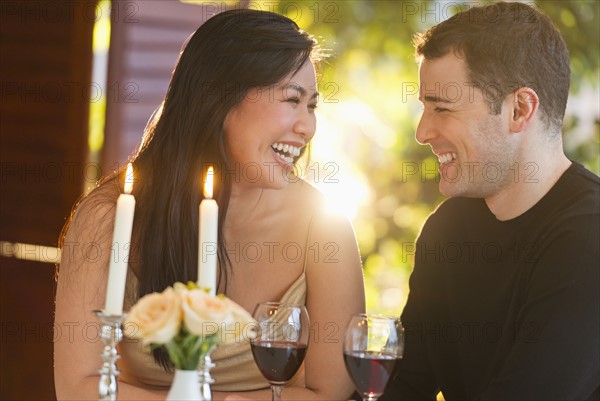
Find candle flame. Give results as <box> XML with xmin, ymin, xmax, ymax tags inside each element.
<box><xmin>204</xmin><ymin>166</ymin><xmax>214</xmax><ymax>199</ymax></box>
<box><xmin>124</xmin><ymin>163</ymin><xmax>134</xmax><ymax>194</ymax></box>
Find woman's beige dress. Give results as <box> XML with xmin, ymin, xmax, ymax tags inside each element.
<box><xmin>119</xmin><ymin>246</ymin><xmax>309</xmax><ymax>391</ymax></box>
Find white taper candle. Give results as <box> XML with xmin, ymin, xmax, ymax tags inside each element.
<box><xmin>105</xmin><ymin>163</ymin><xmax>136</xmax><ymax>315</ymax></box>
<box><xmin>198</xmin><ymin>166</ymin><xmax>218</xmax><ymax>296</ymax></box>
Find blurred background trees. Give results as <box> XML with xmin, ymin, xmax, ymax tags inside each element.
<box><xmin>270</xmin><ymin>0</ymin><xmax>599</xmax><ymax>314</ymax></box>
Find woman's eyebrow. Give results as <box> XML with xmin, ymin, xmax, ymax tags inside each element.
<box><xmin>283</xmin><ymin>83</ymin><xmax>320</xmax><ymax>99</ymax></box>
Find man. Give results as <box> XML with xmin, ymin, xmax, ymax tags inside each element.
<box><xmin>382</xmin><ymin>2</ymin><xmax>599</xmax><ymax>400</ymax></box>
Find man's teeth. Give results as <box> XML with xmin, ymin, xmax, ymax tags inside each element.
<box><xmin>271</xmin><ymin>142</ymin><xmax>301</xmax><ymax>164</ymax></box>
<box><xmin>438</xmin><ymin>152</ymin><xmax>457</xmax><ymax>164</ymax></box>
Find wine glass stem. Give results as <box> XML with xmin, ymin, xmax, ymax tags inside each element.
<box><xmin>271</xmin><ymin>384</ymin><xmax>283</xmax><ymax>401</ymax></box>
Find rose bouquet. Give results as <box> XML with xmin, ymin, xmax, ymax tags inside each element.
<box><xmin>124</xmin><ymin>282</ymin><xmax>256</xmax><ymax>370</ymax></box>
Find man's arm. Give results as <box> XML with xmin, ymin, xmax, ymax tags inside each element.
<box><xmin>481</xmin><ymin>211</ymin><xmax>600</xmax><ymax>400</ymax></box>
<box><xmin>381</xmin><ymin>286</ymin><xmax>439</xmax><ymax>400</ymax></box>
<box><xmin>380</xmin><ymin>222</ymin><xmax>440</xmax><ymax>401</ymax></box>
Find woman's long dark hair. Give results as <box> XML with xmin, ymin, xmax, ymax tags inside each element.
<box><xmin>126</xmin><ymin>10</ymin><xmax>319</xmax><ymax>368</ymax></box>
<box><xmin>133</xmin><ymin>8</ymin><xmax>319</xmax><ymax>296</ymax></box>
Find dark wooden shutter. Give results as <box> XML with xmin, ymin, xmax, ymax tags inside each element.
<box><xmin>0</xmin><ymin>2</ymin><xmax>95</xmax><ymax>399</ymax></box>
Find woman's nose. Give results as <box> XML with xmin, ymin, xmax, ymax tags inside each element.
<box><xmin>293</xmin><ymin>109</ymin><xmax>316</xmax><ymax>140</ymax></box>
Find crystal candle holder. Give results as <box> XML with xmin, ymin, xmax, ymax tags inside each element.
<box><xmin>198</xmin><ymin>353</ymin><xmax>216</xmax><ymax>401</ymax></box>
<box><xmin>94</xmin><ymin>310</ymin><xmax>126</xmax><ymax>401</ymax></box>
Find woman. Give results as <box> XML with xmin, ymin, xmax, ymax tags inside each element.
<box><xmin>54</xmin><ymin>9</ymin><xmax>365</xmax><ymax>400</ymax></box>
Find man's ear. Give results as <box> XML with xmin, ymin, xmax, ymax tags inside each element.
<box><xmin>510</xmin><ymin>87</ymin><xmax>539</xmax><ymax>133</ymax></box>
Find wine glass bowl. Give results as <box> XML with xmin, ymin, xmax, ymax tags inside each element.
<box><xmin>250</xmin><ymin>302</ymin><xmax>309</xmax><ymax>400</ymax></box>
<box><xmin>343</xmin><ymin>314</ymin><xmax>404</xmax><ymax>401</ymax></box>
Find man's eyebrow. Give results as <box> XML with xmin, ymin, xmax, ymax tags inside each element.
<box><xmin>284</xmin><ymin>83</ymin><xmax>320</xmax><ymax>99</ymax></box>
<box><xmin>423</xmin><ymin>95</ymin><xmax>453</xmax><ymax>103</ymax></box>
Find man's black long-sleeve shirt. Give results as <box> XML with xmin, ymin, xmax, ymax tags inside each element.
<box><xmin>382</xmin><ymin>162</ymin><xmax>599</xmax><ymax>400</ymax></box>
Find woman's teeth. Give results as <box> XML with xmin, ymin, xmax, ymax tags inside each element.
<box><xmin>271</xmin><ymin>142</ymin><xmax>301</xmax><ymax>164</ymax></box>
<box><xmin>438</xmin><ymin>152</ymin><xmax>457</xmax><ymax>165</ymax></box>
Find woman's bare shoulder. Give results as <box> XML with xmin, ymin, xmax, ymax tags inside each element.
<box><xmin>57</xmin><ymin>179</ymin><xmax>121</xmax><ymax>292</ymax></box>
<box><xmin>75</xmin><ymin>180</ymin><xmax>119</xmax><ymax>218</ymax></box>
<box><xmin>292</xmin><ymin>179</ymin><xmax>326</xmax><ymax>207</ymax></box>
<box><xmin>63</xmin><ymin>180</ymin><xmax>121</xmax><ymax>249</ymax></box>
<box><xmin>293</xmin><ymin>179</ymin><xmax>356</xmax><ymax>238</ymax></box>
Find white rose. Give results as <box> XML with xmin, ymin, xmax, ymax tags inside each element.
<box><xmin>124</xmin><ymin>287</ymin><xmax>181</xmax><ymax>345</ymax></box>
<box><xmin>180</xmin><ymin>288</ymin><xmax>230</xmax><ymax>337</ymax></box>
<box><xmin>220</xmin><ymin>296</ymin><xmax>257</xmax><ymax>343</ymax></box>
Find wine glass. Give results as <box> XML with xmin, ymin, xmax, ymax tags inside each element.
<box><xmin>343</xmin><ymin>314</ymin><xmax>404</xmax><ymax>401</ymax></box>
<box><xmin>250</xmin><ymin>302</ymin><xmax>310</xmax><ymax>401</ymax></box>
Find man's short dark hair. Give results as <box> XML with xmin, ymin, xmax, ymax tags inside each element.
<box><xmin>414</xmin><ymin>2</ymin><xmax>570</xmax><ymax>132</ymax></box>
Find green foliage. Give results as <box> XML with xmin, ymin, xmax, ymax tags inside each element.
<box><xmin>162</xmin><ymin>328</ymin><xmax>219</xmax><ymax>370</ymax></box>
<box><xmin>275</xmin><ymin>0</ymin><xmax>599</xmax><ymax>314</ymax></box>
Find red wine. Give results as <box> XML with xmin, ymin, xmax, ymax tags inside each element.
<box><xmin>251</xmin><ymin>340</ymin><xmax>308</xmax><ymax>383</ymax></box>
<box><xmin>343</xmin><ymin>351</ymin><xmax>399</xmax><ymax>397</ymax></box>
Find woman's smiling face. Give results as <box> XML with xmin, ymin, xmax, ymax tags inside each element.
<box><xmin>223</xmin><ymin>61</ymin><xmax>318</xmax><ymax>189</ymax></box>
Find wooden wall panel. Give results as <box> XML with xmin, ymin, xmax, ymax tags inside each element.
<box><xmin>0</xmin><ymin>0</ymin><xmax>95</xmax><ymax>245</ymax></box>
<box><xmin>0</xmin><ymin>1</ymin><xmax>95</xmax><ymax>400</ymax></box>
<box><xmin>0</xmin><ymin>258</ymin><xmax>56</xmax><ymax>400</ymax></box>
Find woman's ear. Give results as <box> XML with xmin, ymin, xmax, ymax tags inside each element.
<box><xmin>509</xmin><ymin>87</ymin><xmax>539</xmax><ymax>133</ymax></box>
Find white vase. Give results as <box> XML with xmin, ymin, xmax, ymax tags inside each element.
<box><xmin>166</xmin><ymin>369</ymin><xmax>202</xmax><ymax>401</ymax></box>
